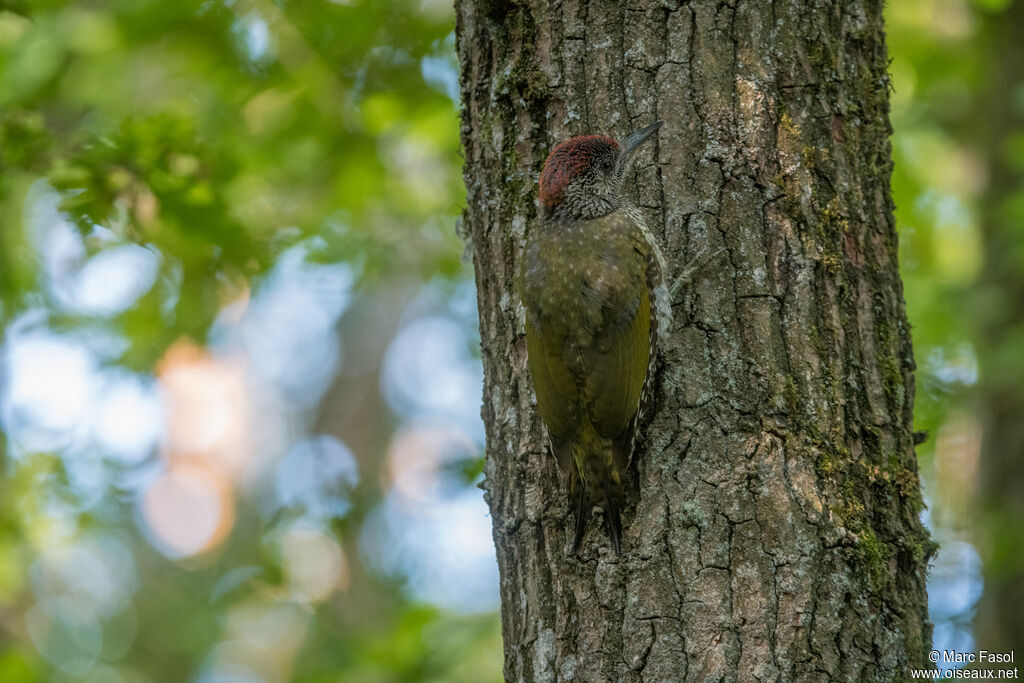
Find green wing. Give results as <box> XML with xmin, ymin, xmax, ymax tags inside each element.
<box><xmin>525</xmin><ymin>315</ymin><xmax>580</xmax><ymax>470</ymax></box>
<box><xmin>580</xmin><ymin>283</ymin><xmax>651</xmax><ymax>441</ymax></box>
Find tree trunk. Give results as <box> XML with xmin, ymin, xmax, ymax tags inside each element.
<box><xmin>974</xmin><ymin>0</ymin><xmax>1024</xmax><ymax>658</ymax></box>
<box><xmin>455</xmin><ymin>1</ymin><xmax>932</xmax><ymax>680</ymax></box>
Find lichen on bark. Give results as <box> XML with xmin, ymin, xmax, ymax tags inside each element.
<box><xmin>456</xmin><ymin>1</ymin><xmax>933</xmax><ymax>680</ymax></box>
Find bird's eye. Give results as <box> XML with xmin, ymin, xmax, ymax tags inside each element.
<box><xmin>601</xmin><ymin>159</ymin><xmax>613</xmax><ymax>171</ymax></box>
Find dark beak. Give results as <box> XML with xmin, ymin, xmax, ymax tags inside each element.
<box><xmin>614</xmin><ymin>121</ymin><xmax>663</xmax><ymax>172</ymax></box>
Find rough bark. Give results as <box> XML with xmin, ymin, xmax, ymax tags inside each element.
<box><xmin>456</xmin><ymin>1</ymin><xmax>932</xmax><ymax>680</ymax></box>
<box><xmin>974</xmin><ymin>0</ymin><xmax>1024</xmax><ymax>657</ymax></box>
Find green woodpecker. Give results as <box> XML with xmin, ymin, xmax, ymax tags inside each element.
<box><xmin>519</xmin><ymin>122</ymin><xmax>669</xmax><ymax>554</ymax></box>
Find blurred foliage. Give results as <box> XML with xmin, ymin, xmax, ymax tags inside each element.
<box><xmin>959</xmin><ymin>0</ymin><xmax>1024</xmax><ymax>654</ymax></box>
<box><xmin>888</xmin><ymin>0</ymin><xmax>1013</xmax><ymax>483</ymax></box>
<box><xmin>0</xmin><ymin>0</ymin><xmax>464</xmax><ymax>352</ymax></box>
<box><xmin>887</xmin><ymin>0</ymin><xmax>1024</xmax><ymax>659</ymax></box>
<box><xmin>0</xmin><ymin>0</ymin><xmax>501</xmax><ymax>681</ymax></box>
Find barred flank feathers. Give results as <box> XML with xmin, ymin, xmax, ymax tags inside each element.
<box><xmin>622</xmin><ymin>207</ymin><xmax>670</xmax><ymax>468</ymax></box>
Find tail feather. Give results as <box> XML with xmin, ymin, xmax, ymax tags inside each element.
<box><xmin>602</xmin><ymin>475</ymin><xmax>624</xmax><ymax>555</ymax></box>
<box><xmin>567</xmin><ymin>424</ymin><xmax>627</xmax><ymax>555</ymax></box>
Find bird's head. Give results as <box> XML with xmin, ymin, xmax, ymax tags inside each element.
<box><xmin>538</xmin><ymin>121</ymin><xmax>663</xmax><ymax>220</ymax></box>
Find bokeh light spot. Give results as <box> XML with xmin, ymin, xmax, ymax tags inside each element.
<box><xmin>280</xmin><ymin>524</ymin><xmax>349</xmax><ymax>603</ymax></box>
<box><xmin>139</xmin><ymin>462</ymin><xmax>234</xmax><ymax>559</ymax></box>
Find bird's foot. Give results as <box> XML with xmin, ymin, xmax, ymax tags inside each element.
<box><xmin>670</xmin><ymin>246</ymin><xmax>726</xmax><ymax>298</ymax></box>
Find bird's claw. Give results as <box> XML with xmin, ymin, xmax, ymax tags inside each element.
<box><xmin>670</xmin><ymin>246</ymin><xmax>726</xmax><ymax>298</ymax></box>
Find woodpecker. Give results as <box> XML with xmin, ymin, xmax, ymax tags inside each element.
<box><xmin>519</xmin><ymin>122</ymin><xmax>670</xmax><ymax>554</ymax></box>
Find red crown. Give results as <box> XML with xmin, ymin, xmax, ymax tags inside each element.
<box><xmin>538</xmin><ymin>135</ymin><xmax>618</xmax><ymax>206</ymax></box>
